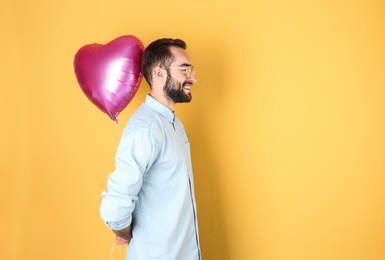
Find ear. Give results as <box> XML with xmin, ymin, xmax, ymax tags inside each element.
<box><xmin>153</xmin><ymin>66</ymin><xmax>164</xmax><ymax>80</ymax></box>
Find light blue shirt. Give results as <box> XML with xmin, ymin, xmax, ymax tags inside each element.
<box><xmin>100</xmin><ymin>95</ymin><xmax>201</xmax><ymax>260</ymax></box>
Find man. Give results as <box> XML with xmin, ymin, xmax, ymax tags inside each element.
<box><xmin>100</xmin><ymin>38</ymin><xmax>201</xmax><ymax>260</ymax></box>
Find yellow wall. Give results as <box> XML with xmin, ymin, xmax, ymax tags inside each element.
<box><xmin>1</xmin><ymin>0</ymin><xmax>384</xmax><ymax>259</ymax></box>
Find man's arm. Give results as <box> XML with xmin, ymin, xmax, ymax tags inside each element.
<box><xmin>113</xmin><ymin>225</ymin><xmax>133</xmax><ymax>245</ymax></box>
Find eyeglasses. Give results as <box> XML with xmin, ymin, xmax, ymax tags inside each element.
<box><xmin>163</xmin><ymin>65</ymin><xmax>195</xmax><ymax>78</ymax></box>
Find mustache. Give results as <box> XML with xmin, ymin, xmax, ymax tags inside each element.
<box><xmin>183</xmin><ymin>81</ymin><xmax>194</xmax><ymax>86</ymax></box>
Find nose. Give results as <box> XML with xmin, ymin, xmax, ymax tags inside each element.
<box><xmin>189</xmin><ymin>73</ymin><xmax>197</xmax><ymax>83</ymax></box>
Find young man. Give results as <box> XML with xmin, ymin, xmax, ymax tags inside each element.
<box><xmin>100</xmin><ymin>38</ymin><xmax>201</xmax><ymax>260</ymax></box>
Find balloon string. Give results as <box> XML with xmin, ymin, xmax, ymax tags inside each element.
<box><xmin>111</xmin><ymin>121</ymin><xmax>119</xmax><ymax>259</ymax></box>
<box><xmin>110</xmin><ymin>240</ymin><xmax>116</xmax><ymax>260</ymax></box>
<box><xmin>115</xmin><ymin>120</ymin><xmax>119</xmax><ymax>141</ymax></box>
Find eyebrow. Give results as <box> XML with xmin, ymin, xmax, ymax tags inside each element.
<box><xmin>177</xmin><ymin>63</ymin><xmax>193</xmax><ymax>67</ymax></box>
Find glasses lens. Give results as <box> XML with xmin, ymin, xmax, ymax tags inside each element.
<box><xmin>187</xmin><ymin>66</ymin><xmax>195</xmax><ymax>77</ymax></box>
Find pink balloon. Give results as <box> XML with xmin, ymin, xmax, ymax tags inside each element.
<box><xmin>74</xmin><ymin>35</ymin><xmax>144</xmax><ymax>121</ymax></box>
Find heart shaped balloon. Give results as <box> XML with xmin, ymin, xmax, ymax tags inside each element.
<box><xmin>74</xmin><ymin>35</ymin><xmax>144</xmax><ymax>121</ymax></box>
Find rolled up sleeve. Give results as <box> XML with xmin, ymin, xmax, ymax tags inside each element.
<box><xmin>100</xmin><ymin>127</ymin><xmax>157</xmax><ymax>230</ymax></box>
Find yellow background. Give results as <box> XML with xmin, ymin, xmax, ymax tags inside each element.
<box><xmin>1</xmin><ymin>0</ymin><xmax>384</xmax><ymax>259</ymax></box>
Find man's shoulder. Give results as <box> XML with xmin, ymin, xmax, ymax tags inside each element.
<box><xmin>124</xmin><ymin>103</ymin><xmax>163</xmax><ymax>135</ymax></box>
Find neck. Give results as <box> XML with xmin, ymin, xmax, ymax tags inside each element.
<box><xmin>149</xmin><ymin>90</ymin><xmax>175</xmax><ymax>112</ymax></box>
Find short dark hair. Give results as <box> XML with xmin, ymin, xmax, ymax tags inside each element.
<box><xmin>141</xmin><ymin>38</ymin><xmax>187</xmax><ymax>86</ymax></box>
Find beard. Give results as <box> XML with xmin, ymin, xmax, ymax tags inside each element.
<box><xmin>164</xmin><ymin>71</ymin><xmax>192</xmax><ymax>103</ymax></box>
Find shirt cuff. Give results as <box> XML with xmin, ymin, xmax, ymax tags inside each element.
<box><xmin>104</xmin><ymin>216</ymin><xmax>132</xmax><ymax>230</ymax></box>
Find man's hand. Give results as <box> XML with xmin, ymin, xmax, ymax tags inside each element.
<box><xmin>112</xmin><ymin>225</ymin><xmax>133</xmax><ymax>245</ymax></box>
<box><xmin>115</xmin><ymin>235</ymin><xmax>130</xmax><ymax>245</ymax></box>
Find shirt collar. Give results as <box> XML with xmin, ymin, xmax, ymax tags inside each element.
<box><xmin>145</xmin><ymin>94</ymin><xmax>175</xmax><ymax>123</ymax></box>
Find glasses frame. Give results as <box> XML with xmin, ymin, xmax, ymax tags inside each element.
<box><xmin>163</xmin><ymin>65</ymin><xmax>195</xmax><ymax>78</ymax></box>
